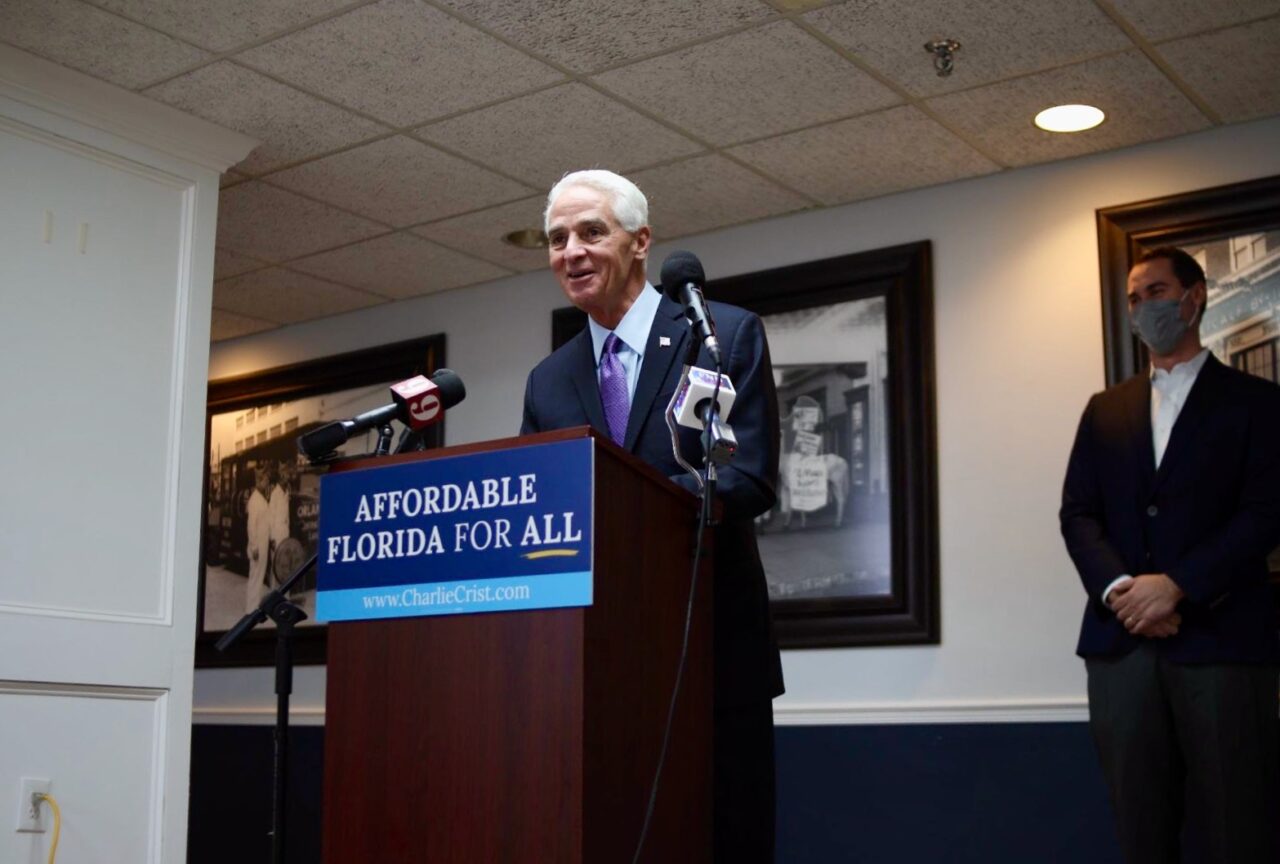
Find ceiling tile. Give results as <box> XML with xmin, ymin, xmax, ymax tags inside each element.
<box><xmin>265</xmin><ymin>136</ymin><xmax>533</xmax><ymax>227</ymax></box>
<box><xmin>235</xmin><ymin>0</ymin><xmax>564</xmax><ymax>126</ymax></box>
<box><xmin>89</xmin><ymin>0</ymin><xmax>358</xmax><ymax>52</ymax></box>
<box><xmin>1106</xmin><ymin>0</ymin><xmax>1280</xmax><ymax>42</ymax></box>
<box><xmin>211</xmin><ymin>309</ymin><xmax>278</xmax><ymax>341</ymax></box>
<box><xmin>925</xmin><ymin>51</ymin><xmax>1210</xmax><ymax>167</ymax></box>
<box><xmin>765</xmin><ymin>0</ymin><xmax>834</xmax><ymax>10</ymax></box>
<box><xmin>435</xmin><ymin>0</ymin><xmax>774</xmax><ymax>74</ymax></box>
<box><xmin>213</xmin><ymin>267</ymin><xmax>383</xmax><ymax>323</ymax></box>
<box><xmin>412</xmin><ymin>196</ymin><xmax>551</xmax><ymax>272</ymax></box>
<box><xmin>1157</xmin><ymin>17</ymin><xmax>1280</xmax><ymax>123</ymax></box>
<box><xmin>729</xmin><ymin>106</ymin><xmax>999</xmax><ymax>205</ymax></box>
<box><xmin>627</xmin><ymin>155</ymin><xmax>811</xmax><ymax>240</ymax></box>
<box><xmin>288</xmin><ymin>232</ymin><xmax>511</xmax><ymax>299</ymax></box>
<box><xmin>414</xmin><ymin>83</ymin><xmax>704</xmax><ymax>187</ymax></box>
<box><xmin>594</xmin><ymin>21</ymin><xmax>899</xmax><ymax>146</ymax></box>
<box><xmin>144</xmin><ymin>61</ymin><xmax>389</xmax><ymax>174</ymax></box>
<box><xmin>217</xmin><ymin>181</ymin><xmax>388</xmax><ymax>261</ymax></box>
<box><xmin>0</xmin><ymin>0</ymin><xmax>210</xmax><ymax>90</ymax></box>
<box><xmin>214</xmin><ymin>246</ymin><xmax>271</xmax><ymax>280</ymax></box>
<box><xmin>805</xmin><ymin>0</ymin><xmax>1131</xmax><ymax>98</ymax></box>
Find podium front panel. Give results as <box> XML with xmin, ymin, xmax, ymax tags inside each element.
<box><xmin>321</xmin><ymin>429</ymin><xmax>711</xmax><ymax>864</ymax></box>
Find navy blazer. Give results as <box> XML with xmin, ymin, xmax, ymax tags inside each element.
<box><xmin>521</xmin><ymin>286</ymin><xmax>785</xmax><ymax>706</ymax></box>
<box><xmin>1060</xmin><ymin>354</ymin><xmax>1280</xmax><ymax>663</ymax></box>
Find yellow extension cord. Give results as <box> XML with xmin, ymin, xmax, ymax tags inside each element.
<box><xmin>35</xmin><ymin>793</ymin><xmax>61</xmax><ymax>864</ymax></box>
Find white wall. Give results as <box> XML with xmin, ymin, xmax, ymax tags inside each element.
<box><xmin>203</xmin><ymin>115</ymin><xmax>1280</xmax><ymax>725</ymax></box>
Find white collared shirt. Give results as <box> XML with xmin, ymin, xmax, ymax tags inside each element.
<box><xmin>1102</xmin><ymin>347</ymin><xmax>1211</xmax><ymax>604</ymax></box>
<box><xmin>586</xmin><ymin>282</ymin><xmax>662</xmax><ymax>403</ymax></box>
<box><xmin>1150</xmin><ymin>347</ymin><xmax>1210</xmax><ymax>468</ymax></box>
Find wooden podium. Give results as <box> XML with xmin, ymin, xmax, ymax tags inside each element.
<box><xmin>321</xmin><ymin>428</ymin><xmax>712</xmax><ymax>863</ymax></box>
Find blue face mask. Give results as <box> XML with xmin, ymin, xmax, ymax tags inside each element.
<box><xmin>1129</xmin><ymin>290</ymin><xmax>1199</xmax><ymax>356</ymax></box>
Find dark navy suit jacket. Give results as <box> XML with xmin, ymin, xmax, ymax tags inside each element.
<box><xmin>521</xmin><ymin>286</ymin><xmax>785</xmax><ymax>707</ymax></box>
<box><xmin>1060</xmin><ymin>354</ymin><xmax>1280</xmax><ymax>664</ymax></box>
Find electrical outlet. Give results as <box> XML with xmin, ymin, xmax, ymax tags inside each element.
<box><xmin>15</xmin><ymin>778</ymin><xmax>50</xmax><ymax>833</ymax></box>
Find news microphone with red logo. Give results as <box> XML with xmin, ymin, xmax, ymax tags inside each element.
<box><xmin>297</xmin><ymin>368</ymin><xmax>466</xmax><ymax>460</ymax></box>
<box><xmin>390</xmin><ymin>374</ymin><xmax>448</xmax><ymax>430</ymax></box>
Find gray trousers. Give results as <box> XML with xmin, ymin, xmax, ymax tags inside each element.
<box><xmin>1086</xmin><ymin>643</ymin><xmax>1279</xmax><ymax>864</ymax></box>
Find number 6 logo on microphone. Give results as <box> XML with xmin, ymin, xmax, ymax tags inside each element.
<box><xmin>390</xmin><ymin>375</ymin><xmax>442</xmax><ymax>431</ymax></box>
<box><xmin>409</xmin><ymin>392</ymin><xmax>440</xmax><ymax>424</ymax></box>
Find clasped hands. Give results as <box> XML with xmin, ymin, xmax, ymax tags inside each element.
<box><xmin>1108</xmin><ymin>574</ymin><xmax>1185</xmax><ymax>638</ymax></box>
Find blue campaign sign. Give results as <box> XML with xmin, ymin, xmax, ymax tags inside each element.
<box><xmin>316</xmin><ymin>438</ymin><xmax>593</xmax><ymax>622</ymax></box>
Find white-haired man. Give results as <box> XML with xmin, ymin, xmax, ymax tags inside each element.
<box><xmin>522</xmin><ymin>169</ymin><xmax>785</xmax><ymax>862</ymax></box>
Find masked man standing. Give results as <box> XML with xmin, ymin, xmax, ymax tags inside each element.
<box><xmin>1060</xmin><ymin>246</ymin><xmax>1280</xmax><ymax>863</ymax></box>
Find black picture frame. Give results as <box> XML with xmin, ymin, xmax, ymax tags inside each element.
<box><xmin>550</xmin><ymin>240</ymin><xmax>939</xmax><ymax>647</ymax></box>
<box><xmin>196</xmin><ymin>335</ymin><xmax>446</xmax><ymax>667</ymax></box>
<box><xmin>1096</xmin><ymin>174</ymin><xmax>1280</xmax><ymax>385</ymax></box>
<box><xmin>715</xmin><ymin>241</ymin><xmax>939</xmax><ymax>647</ymax></box>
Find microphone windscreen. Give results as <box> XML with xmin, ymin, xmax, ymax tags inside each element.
<box><xmin>660</xmin><ymin>250</ymin><xmax>705</xmax><ymax>301</ymax></box>
<box><xmin>431</xmin><ymin>368</ymin><xmax>467</xmax><ymax>409</ymax></box>
<box><xmin>297</xmin><ymin>421</ymin><xmax>350</xmax><ymax>459</ymax></box>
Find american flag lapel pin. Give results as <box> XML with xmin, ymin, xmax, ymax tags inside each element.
<box><xmin>659</xmin><ymin>336</ymin><xmax>671</xmax><ymax>347</ymax></box>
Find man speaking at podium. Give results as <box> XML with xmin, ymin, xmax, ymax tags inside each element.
<box><xmin>521</xmin><ymin>169</ymin><xmax>784</xmax><ymax>863</ymax></box>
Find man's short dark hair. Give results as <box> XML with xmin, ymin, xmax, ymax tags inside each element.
<box><xmin>1136</xmin><ymin>246</ymin><xmax>1205</xmax><ymax>290</ymax></box>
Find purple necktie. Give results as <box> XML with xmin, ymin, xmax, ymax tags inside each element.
<box><xmin>599</xmin><ymin>332</ymin><xmax>629</xmax><ymax>444</ymax></box>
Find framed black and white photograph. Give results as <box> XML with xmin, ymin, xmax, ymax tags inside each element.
<box><xmin>713</xmin><ymin>242</ymin><xmax>939</xmax><ymax>647</ymax></box>
<box><xmin>1097</xmin><ymin>174</ymin><xmax>1280</xmax><ymax>577</ymax></box>
<box><xmin>755</xmin><ymin>313</ymin><xmax>889</xmax><ymax>599</ymax></box>
<box><xmin>196</xmin><ymin>335</ymin><xmax>446</xmax><ymax>667</ymax></box>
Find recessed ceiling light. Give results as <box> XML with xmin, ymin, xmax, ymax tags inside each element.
<box><xmin>1034</xmin><ymin>104</ymin><xmax>1106</xmax><ymax>133</ymax></box>
<box><xmin>502</xmin><ymin>228</ymin><xmax>548</xmax><ymax>249</ymax></box>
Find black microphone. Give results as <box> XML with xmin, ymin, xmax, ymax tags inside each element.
<box><xmin>661</xmin><ymin>250</ymin><xmax>722</xmax><ymax>368</ymax></box>
<box><xmin>297</xmin><ymin>368</ymin><xmax>466</xmax><ymax>460</ymax></box>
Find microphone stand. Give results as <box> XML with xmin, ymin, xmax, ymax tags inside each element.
<box><xmin>216</xmin><ymin>553</ymin><xmax>315</xmax><ymax>864</ymax></box>
<box><xmin>373</xmin><ymin>422</ymin><xmax>395</xmax><ymax>457</ymax></box>
<box><xmin>698</xmin><ymin>402</ymin><xmax>721</xmax><ymax>528</ymax></box>
<box><xmin>697</xmin><ymin>352</ymin><xmax>732</xmax><ymax>528</ymax></box>
<box><xmin>698</xmin><ymin>399</ymin><xmax>737</xmax><ymax>528</ymax></box>
<box><xmin>216</xmin><ymin>422</ymin><xmax>419</xmax><ymax>864</ymax></box>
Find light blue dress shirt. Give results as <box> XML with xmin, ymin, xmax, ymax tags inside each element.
<box><xmin>586</xmin><ymin>282</ymin><xmax>662</xmax><ymax>403</ymax></box>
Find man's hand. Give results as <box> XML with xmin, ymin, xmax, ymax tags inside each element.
<box><xmin>1109</xmin><ymin>574</ymin><xmax>1184</xmax><ymax>637</ymax></box>
<box><xmin>1130</xmin><ymin>610</ymin><xmax>1182</xmax><ymax>638</ymax></box>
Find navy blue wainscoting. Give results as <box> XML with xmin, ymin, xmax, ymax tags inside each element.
<box><xmin>189</xmin><ymin>721</ymin><xmax>1114</xmax><ymax>863</ymax></box>
<box><xmin>193</xmin><ymin>721</ymin><xmax>1280</xmax><ymax>863</ymax></box>
<box><xmin>188</xmin><ymin>725</ymin><xmax>324</xmax><ymax>864</ymax></box>
<box><xmin>774</xmin><ymin>723</ymin><xmax>1121</xmax><ymax>864</ymax></box>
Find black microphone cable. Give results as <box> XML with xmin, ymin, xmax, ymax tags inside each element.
<box><xmin>632</xmin><ymin>370</ymin><xmax>724</xmax><ymax>864</ymax></box>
